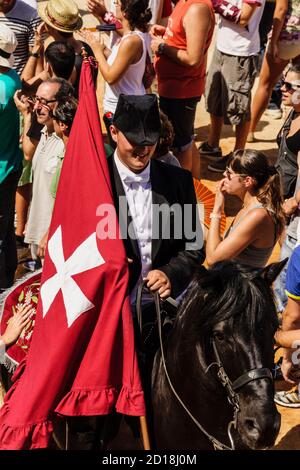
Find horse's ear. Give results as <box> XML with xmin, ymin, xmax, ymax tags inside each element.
<box><xmin>259</xmin><ymin>259</ymin><xmax>288</xmax><ymax>285</ymax></box>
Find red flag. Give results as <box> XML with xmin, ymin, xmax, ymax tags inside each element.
<box><xmin>0</xmin><ymin>59</ymin><xmax>145</xmax><ymax>449</ymax></box>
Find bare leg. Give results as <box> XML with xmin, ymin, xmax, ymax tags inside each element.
<box><xmin>15</xmin><ymin>184</ymin><xmax>32</xmax><ymax>238</ymax></box>
<box><xmin>174</xmin><ymin>145</ymin><xmax>192</xmax><ymax>171</ymax></box>
<box><xmin>207</xmin><ymin>114</ymin><xmax>223</xmax><ymax>148</ymax></box>
<box><xmin>249</xmin><ymin>53</ymin><xmax>288</xmax><ymax>135</ymax></box>
<box><xmin>191</xmin><ymin>141</ymin><xmax>200</xmax><ymax>179</ymax></box>
<box><xmin>235</xmin><ymin>120</ymin><xmax>251</xmax><ymax>151</ymax></box>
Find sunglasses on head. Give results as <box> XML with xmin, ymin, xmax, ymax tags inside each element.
<box><xmin>281</xmin><ymin>80</ymin><xmax>300</xmax><ymax>92</ymax></box>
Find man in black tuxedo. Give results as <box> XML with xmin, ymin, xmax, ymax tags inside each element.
<box><xmin>108</xmin><ymin>94</ymin><xmax>205</xmax><ymax>308</ymax></box>
<box><xmin>68</xmin><ymin>95</ymin><xmax>204</xmax><ymax>449</ymax></box>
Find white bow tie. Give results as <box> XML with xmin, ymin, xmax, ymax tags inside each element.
<box><xmin>123</xmin><ymin>173</ymin><xmax>150</xmax><ymax>186</ymax></box>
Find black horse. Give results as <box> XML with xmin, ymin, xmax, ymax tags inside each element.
<box><xmin>54</xmin><ymin>259</ymin><xmax>285</xmax><ymax>450</ymax></box>
<box><xmin>152</xmin><ymin>260</ymin><xmax>285</xmax><ymax>450</ymax></box>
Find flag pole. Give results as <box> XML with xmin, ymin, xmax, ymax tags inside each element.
<box><xmin>140</xmin><ymin>416</ymin><xmax>151</xmax><ymax>450</ymax></box>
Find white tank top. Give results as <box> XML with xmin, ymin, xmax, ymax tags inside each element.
<box><xmin>103</xmin><ymin>31</ymin><xmax>148</xmax><ymax>114</ymax></box>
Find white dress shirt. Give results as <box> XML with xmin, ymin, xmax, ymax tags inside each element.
<box><xmin>114</xmin><ymin>152</ymin><xmax>153</xmax><ymax>305</ymax></box>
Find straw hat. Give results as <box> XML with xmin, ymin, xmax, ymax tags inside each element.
<box><xmin>38</xmin><ymin>0</ymin><xmax>83</xmax><ymax>33</ymax></box>
<box><xmin>0</xmin><ymin>23</ymin><xmax>17</xmax><ymax>68</ymax></box>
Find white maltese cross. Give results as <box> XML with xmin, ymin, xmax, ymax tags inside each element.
<box><xmin>40</xmin><ymin>226</ymin><xmax>104</xmax><ymax>327</ymax></box>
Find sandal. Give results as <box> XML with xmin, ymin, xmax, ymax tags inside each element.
<box><xmin>274</xmin><ymin>388</ymin><xmax>300</xmax><ymax>408</ymax></box>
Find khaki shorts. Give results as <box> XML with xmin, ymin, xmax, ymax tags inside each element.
<box><xmin>205</xmin><ymin>48</ymin><xmax>259</xmax><ymax>126</ymax></box>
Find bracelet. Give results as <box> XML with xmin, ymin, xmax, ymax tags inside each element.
<box><xmin>209</xmin><ymin>213</ymin><xmax>222</xmax><ymax>219</ymax></box>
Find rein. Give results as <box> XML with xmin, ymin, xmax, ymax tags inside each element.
<box><xmin>137</xmin><ymin>287</ymin><xmax>273</xmax><ymax>450</ymax></box>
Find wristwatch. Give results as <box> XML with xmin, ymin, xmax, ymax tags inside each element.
<box><xmin>29</xmin><ymin>51</ymin><xmax>40</xmax><ymax>58</ymax></box>
<box><xmin>156</xmin><ymin>42</ymin><xmax>165</xmax><ymax>56</ymax></box>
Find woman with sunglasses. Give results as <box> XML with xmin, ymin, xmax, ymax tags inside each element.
<box><xmin>206</xmin><ymin>149</ymin><xmax>286</xmax><ymax>268</ymax></box>
<box><xmin>276</xmin><ymin>64</ymin><xmax>300</xmax><ymax>199</ymax></box>
<box><xmin>248</xmin><ymin>0</ymin><xmax>300</xmax><ymax>141</ymax></box>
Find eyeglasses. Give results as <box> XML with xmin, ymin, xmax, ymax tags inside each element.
<box><xmin>225</xmin><ymin>166</ymin><xmax>247</xmax><ymax>180</ymax></box>
<box><xmin>28</xmin><ymin>96</ymin><xmax>58</xmax><ymax>107</ymax></box>
<box><xmin>281</xmin><ymin>81</ymin><xmax>300</xmax><ymax>92</ymax></box>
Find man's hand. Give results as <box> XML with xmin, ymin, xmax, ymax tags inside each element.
<box><xmin>38</xmin><ymin>230</ymin><xmax>49</xmax><ymax>258</ymax></box>
<box><xmin>145</xmin><ymin>270</ymin><xmax>171</xmax><ymax>299</ymax></box>
<box><xmin>281</xmin><ymin>356</ymin><xmax>300</xmax><ymax>384</ymax></box>
<box><xmin>283</xmin><ymin>197</ymin><xmax>298</xmax><ymax>216</ymax></box>
<box><xmin>14</xmin><ymin>90</ymin><xmax>32</xmax><ymax>115</ymax></box>
<box><xmin>1</xmin><ymin>304</ymin><xmax>34</xmax><ymax>348</ymax></box>
<box><xmin>150</xmin><ymin>24</ymin><xmax>166</xmax><ymax>38</ymax></box>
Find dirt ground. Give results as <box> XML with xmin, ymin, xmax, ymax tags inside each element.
<box><xmin>34</xmin><ymin>0</ymin><xmax>300</xmax><ymax>450</ymax></box>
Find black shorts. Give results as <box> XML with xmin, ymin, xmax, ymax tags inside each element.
<box><xmin>159</xmin><ymin>96</ymin><xmax>200</xmax><ymax>151</ymax></box>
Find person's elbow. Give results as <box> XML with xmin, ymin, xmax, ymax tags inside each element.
<box><xmin>186</xmin><ymin>56</ymin><xmax>202</xmax><ymax>67</ymax></box>
<box><xmin>239</xmin><ymin>17</ymin><xmax>250</xmax><ymax>27</ymax></box>
<box><xmin>23</xmin><ymin>151</ymin><xmax>33</xmax><ymax>161</ymax></box>
<box><xmin>205</xmin><ymin>253</ymin><xmax>216</xmax><ymax>267</ymax></box>
<box><xmin>105</xmin><ymin>74</ymin><xmax>119</xmax><ymax>85</ymax></box>
<box><xmin>276</xmin><ymin>4</ymin><xmax>288</xmax><ymax>17</ymax></box>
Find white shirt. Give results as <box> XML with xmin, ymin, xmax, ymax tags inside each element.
<box><xmin>25</xmin><ymin>127</ymin><xmax>64</xmax><ymax>245</ymax></box>
<box><xmin>114</xmin><ymin>152</ymin><xmax>153</xmax><ymax>305</ymax></box>
<box><xmin>104</xmin><ymin>31</ymin><xmax>147</xmax><ymax>114</ymax></box>
<box><xmin>216</xmin><ymin>0</ymin><xmax>265</xmax><ymax>56</ymax></box>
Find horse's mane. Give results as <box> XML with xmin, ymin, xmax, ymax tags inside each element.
<box><xmin>177</xmin><ymin>260</ymin><xmax>278</xmax><ymax>342</ymax></box>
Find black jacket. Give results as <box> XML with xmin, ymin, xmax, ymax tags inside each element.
<box><xmin>108</xmin><ymin>156</ymin><xmax>205</xmax><ymax>298</ymax></box>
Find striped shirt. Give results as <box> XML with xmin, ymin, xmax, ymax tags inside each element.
<box><xmin>0</xmin><ymin>0</ymin><xmax>41</xmax><ymax>75</ymax></box>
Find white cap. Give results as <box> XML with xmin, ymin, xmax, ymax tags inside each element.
<box><xmin>0</xmin><ymin>24</ymin><xmax>17</xmax><ymax>68</ymax></box>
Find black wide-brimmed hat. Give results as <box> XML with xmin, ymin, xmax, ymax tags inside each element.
<box><xmin>113</xmin><ymin>94</ymin><xmax>161</xmax><ymax>146</ymax></box>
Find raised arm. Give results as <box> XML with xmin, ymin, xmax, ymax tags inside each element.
<box><xmin>151</xmin><ymin>3</ymin><xmax>212</xmax><ymax>67</ymax></box>
<box><xmin>268</xmin><ymin>0</ymin><xmax>288</xmax><ymax>58</ymax></box>
<box><xmin>90</xmin><ymin>34</ymin><xmax>143</xmax><ymax>85</ymax></box>
<box><xmin>14</xmin><ymin>91</ymin><xmax>39</xmax><ymax>161</ymax></box>
<box><xmin>213</xmin><ymin>0</ymin><xmax>262</xmax><ymax>27</ymax></box>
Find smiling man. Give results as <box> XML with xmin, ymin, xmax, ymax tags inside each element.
<box><xmin>23</xmin><ymin>78</ymin><xmax>73</xmax><ymax>266</ymax></box>
<box><xmin>108</xmin><ymin>94</ymin><xmax>204</xmax><ymax>309</ymax></box>
<box><xmin>106</xmin><ymin>94</ymin><xmax>204</xmax><ymax>435</ymax></box>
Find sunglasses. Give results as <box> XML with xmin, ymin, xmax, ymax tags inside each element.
<box><xmin>225</xmin><ymin>167</ymin><xmax>247</xmax><ymax>180</ymax></box>
<box><xmin>281</xmin><ymin>81</ymin><xmax>300</xmax><ymax>92</ymax></box>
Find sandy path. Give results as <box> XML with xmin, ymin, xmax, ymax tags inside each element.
<box><xmin>35</xmin><ymin>0</ymin><xmax>300</xmax><ymax>450</ymax></box>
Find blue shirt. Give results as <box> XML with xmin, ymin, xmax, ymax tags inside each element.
<box><xmin>286</xmin><ymin>245</ymin><xmax>300</xmax><ymax>300</ymax></box>
<box><xmin>0</xmin><ymin>68</ymin><xmax>22</xmax><ymax>184</ymax></box>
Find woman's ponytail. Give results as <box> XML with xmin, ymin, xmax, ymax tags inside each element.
<box><xmin>257</xmin><ymin>168</ymin><xmax>286</xmax><ymax>236</ymax></box>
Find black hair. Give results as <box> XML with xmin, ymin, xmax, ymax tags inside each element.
<box><xmin>120</xmin><ymin>0</ymin><xmax>152</xmax><ymax>32</ymax></box>
<box><xmin>53</xmin><ymin>97</ymin><xmax>78</xmax><ymax>134</ymax></box>
<box><xmin>43</xmin><ymin>77</ymin><xmax>74</xmax><ymax>101</ymax></box>
<box><xmin>45</xmin><ymin>41</ymin><xmax>75</xmax><ymax>80</ymax></box>
<box><xmin>287</xmin><ymin>64</ymin><xmax>300</xmax><ymax>75</ymax></box>
<box><xmin>153</xmin><ymin>111</ymin><xmax>175</xmax><ymax>158</ymax></box>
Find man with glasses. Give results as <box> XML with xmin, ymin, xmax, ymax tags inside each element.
<box><xmin>15</xmin><ymin>78</ymin><xmax>74</xmax><ymax>268</ymax></box>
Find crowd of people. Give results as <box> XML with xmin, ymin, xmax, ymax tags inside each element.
<box><xmin>1</xmin><ymin>0</ymin><xmax>300</xmax><ymax>445</ymax></box>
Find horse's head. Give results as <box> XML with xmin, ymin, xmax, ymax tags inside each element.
<box><xmin>178</xmin><ymin>260</ymin><xmax>286</xmax><ymax>450</ymax></box>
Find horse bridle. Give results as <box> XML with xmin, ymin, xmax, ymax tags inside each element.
<box><xmin>147</xmin><ymin>291</ymin><xmax>273</xmax><ymax>451</ymax></box>
<box><xmin>206</xmin><ymin>339</ymin><xmax>273</xmax><ymax>449</ymax></box>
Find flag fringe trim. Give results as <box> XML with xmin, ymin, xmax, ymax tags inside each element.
<box><xmin>0</xmin><ymin>401</ymin><xmax>53</xmax><ymax>449</ymax></box>
<box><xmin>55</xmin><ymin>386</ymin><xmax>146</xmax><ymax>417</ymax></box>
